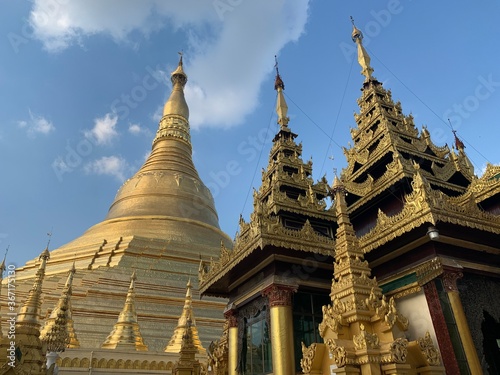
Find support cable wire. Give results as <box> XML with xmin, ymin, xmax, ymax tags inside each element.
<box><xmin>319</xmin><ymin>54</ymin><xmax>355</xmax><ymax>177</ymax></box>
<box><xmin>240</xmin><ymin>95</ymin><xmax>277</xmax><ymax>219</ymax></box>
<box><xmin>366</xmin><ymin>47</ymin><xmax>491</xmax><ymax>169</ymax></box>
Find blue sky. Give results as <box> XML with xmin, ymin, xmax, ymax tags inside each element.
<box><xmin>1</xmin><ymin>1</ymin><xmax>499</xmax><ymax>267</ymax></box>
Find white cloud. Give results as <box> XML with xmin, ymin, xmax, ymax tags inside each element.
<box><xmin>85</xmin><ymin>113</ymin><xmax>118</xmax><ymax>145</ymax></box>
<box><xmin>128</xmin><ymin>123</ymin><xmax>152</xmax><ymax>137</ymax></box>
<box><xmin>29</xmin><ymin>0</ymin><xmax>311</xmax><ymax>129</ymax></box>
<box><xmin>84</xmin><ymin>155</ymin><xmax>129</xmax><ymax>181</ymax></box>
<box><xmin>18</xmin><ymin>110</ymin><xmax>55</xmax><ymax>137</ymax></box>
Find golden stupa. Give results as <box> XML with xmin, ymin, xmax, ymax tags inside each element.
<box><xmin>8</xmin><ymin>55</ymin><xmax>232</xmax><ymax>352</ymax></box>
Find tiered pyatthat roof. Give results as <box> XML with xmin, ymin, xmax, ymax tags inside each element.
<box><xmin>300</xmin><ymin>177</ymin><xmax>445</xmax><ymax>373</ymax></box>
<box><xmin>101</xmin><ymin>271</ymin><xmax>148</xmax><ymax>351</ymax></box>
<box><xmin>165</xmin><ymin>279</ymin><xmax>206</xmax><ymax>354</ymax></box>
<box><xmin>40</xmin><ymin>263</ymin><xmax>79</xmax><ymax>352</ymax></box>
<box><xmin>343</xmin><ymin>23</ymin><xmax>475</xmax><ymax>215</ymax></box>
<box><xmin>341</xmin><ymin>21</ymin><xmax>500</xmax><ymax>258</ymax></box>
<box><xmin>199</xmin><ymin>63</ymin><xmax>336</xmax><ymax>295</ymax></box>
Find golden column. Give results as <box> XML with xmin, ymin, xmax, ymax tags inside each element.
<box><xmin>442</xmin><ymin>269</ymin><xmax>482</xmax><ymax>374</ymax></box>
<box><xmin>262</xmin><ymin>284</ymin><xmax>297</xmax><ymax>375</ymax></box>
<box><xmin>224</xmin><ymin>308</ymin><xmax>238</xmax><ymax>375</ymax></box>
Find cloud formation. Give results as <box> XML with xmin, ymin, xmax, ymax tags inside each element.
<box><xmin>29</xmin><ymin>0</ymin><xmax>310</xmax><ymax>129</ymax></box>
<box><xmin>18</xmin><ymin>110</ymin><xmax>55</xmax><ymax>137</ymax></box>
<box><xmin>84</xmin><ymin>155</ymin><xmax>129</xmax><ymax>181</ymax></box>
<box><xmin>84</xmin><ymin>113</ymin><xmax>118</xmax><ymax>145</ymax></box>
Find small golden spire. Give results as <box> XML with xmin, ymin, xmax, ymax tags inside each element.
<box><xmin>274</xmin><ymin>55</ymin><xmax>289</xmax><ymax>128</ymax></box>
<box><xmin>165</xmin><ymin>278</ymin><xmax>206</xmax><ymax>354</ymax></box>
<box><xmin>40</xmin><ymin>263</ymin><xmax>78</xmax><ymax>352</ymax></box>
<box><xmin>350</xmin><ymin>16</ymin><xmax>374</xmax><ymax>81</ymax></box>
<box><xmin>0</xmin><ymin>246</ymin><xmax>7</xmax><ymax>276</ymax></box>
<box><xmin>101</xmin><ymin>271</ymin><xmax>148</xmax><ymax>351</ymax></box>
<box><xmin>16</xmin><ymin>247</ymin><xmax>50</xmax><ymax>325</ymax></box>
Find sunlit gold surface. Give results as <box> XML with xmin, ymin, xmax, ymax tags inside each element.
<box><xmin>5</xmin><ymin>56</ymin><xmax>232</xmax><ymax>354</ymax></box>
<box><xmin>447</xmin><ymin>289</ymin><xmax>482</xmax><ymax>374</ymax></box>
<box><xmin>165</xmin><ymin>279</ymin><xmax>206</xmax><ymax>354</ymax></box>
<box><xmin>101</xmin><ymin>271</ymin><xmax>148</xmax><ymax>351</ymax></box>
<box><xmin>228</xmin><ymin>326</ymin><xmax>238</xmax><ymax>375</ymax></box>
<box><xmin>269</xmin><ymin>305</ymin><xmax>295</xmax><ymax>375</ymax></box>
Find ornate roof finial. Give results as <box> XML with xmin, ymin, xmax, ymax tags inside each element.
<box><xmin>101</xmin><ymin>271</ymin><xmax>148</xmax><ymax>351</ymax></box>
<box><xmin>17</xmin><ymin>247</ymin><xmax>50</xmax><ymax>325</ymax></box>
<box><xmin>40</xmin><ymin>263</ymin><xmax>78</xmax><ymax>353</ymax></box>
<box><xmin>159</xmin><ymin>53</ymin><xmax>189</xmax><ymax>125</ymax></box>
<box><xmin>350</xmin><ymin>16</ymin><xmax>374</xmax><ymax>81</ymax></box>
<box><xmin>0</xmin><ymin>245</ymin><xmax>8</xmax><ymax>276</ymax></box>
<box><xmin>274</xmin><ymin>55</ymin><xmax>289</xmax><ymax>128</ymax></box>
<box><xmin>165</xmin><ymin>278</ymin><xmax>206</xmax><ymax>354</ymax></box>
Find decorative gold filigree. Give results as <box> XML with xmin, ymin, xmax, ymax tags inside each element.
<box><xmin>300</xmin><ymin>342</ymin><xmax>317</xmax><ymax>374</ymax></box>
<box><xmin>390</xmin><ymin>337</ymin><xmax>408</xmax><ymax>363</ymax></box>
<box><xmin>417</xmin><ymin>331</ymin><xmax>441</xmax><ymax>366</ymax></box>
<box><xmin>325</xmin><ymin>339</ymin><xmax>347</xmax><ymax>367</ymax></box>
<box><xmin>353</xmin><ymin>324</ymin><xmax>380</xmax><ymax>350</ymax></box>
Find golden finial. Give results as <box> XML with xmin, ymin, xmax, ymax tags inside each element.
<box><xmin>274</xmin><ymin>55</ymin><xmax>289</xmax><ymax>128</ymax></box>
<box><xmin>0</xmin><ymin>246</ymin><xmax>8</xmax><ymax>276</ymax></box>
<box><xmin>274</xmin><ymin>55</ymin><xmax>285</xmax><ymax>90</ymax></box>
<box><xmin>350</xmin><ymin>16</ymin><xmax>374</xmax><ymax>81</ymax></box>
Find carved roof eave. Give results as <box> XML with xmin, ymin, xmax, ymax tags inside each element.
<box><xmin>345</xmin><ymin>151</ymin><xmax>470</xmax><ymax>214</ymax></box>
<box><xmin>470</xmin><ymin>163</ymin><xmax>500</xmax><ymax>203</ymax></box>
<box><xmin>267</xmin><ymin>201</ymin><xmax>336</xmax><ymax>221</ymax></box>
<box><xmin>380</xmin><ymin>257</ymin><xmax>444</xmax><ymax>299</ymax></box>
<box><xmin>359</xmin><ymin>173</ymin><xmax>500</xmax><ymax>253</ymax></box>
<box><xmin>199</xmin><ymin>221</ymin><xmax>335</xmax><ymax>293</ymax></box>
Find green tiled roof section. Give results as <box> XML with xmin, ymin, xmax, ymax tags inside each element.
<box><xmin>488</xmin><ymin>172</ymin><xmax>500</xmax><ymax>181</ymax></box>
<box><xmin>380</xmin><ymin>273</ymin><xmax>418</xmax><ymax>294</ymax></box>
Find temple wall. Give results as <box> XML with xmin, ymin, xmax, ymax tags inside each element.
<box><xmin>397</xmin><ymin>290</ymin><xmax>440</xmax><ymax>350</ymax></box>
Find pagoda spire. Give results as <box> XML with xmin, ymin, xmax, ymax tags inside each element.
<box><xmin>154</xmin><ymin>51</ymin><xmax>190</xmax><ymax>146</ymax></box>
<box><xmin>274</xmin><ymin>55</ymin><xmax>289</xmax><ymax>128</ymax></box>
<box><xmin>165</xmin><ymin>279</ymin><xmax>206</xmax><ymax>354</ymax></box>
<box><xmin>101</xmin><ymin>271</ymin><xmax>148</xmax><ymax>351</ymax></box>
<box><xmin>351</xmin><ymin>16</ymin><xmax>374</xmax><ymax>81</ymax></box>
<box><xmin>0</xmin><ymin>247</ymin><xmax>51</xmax><ymax>374</ymax></box>
<box><xmin>0</xmin><ymin>247</ymin><xmax>7</xmax><ymax>340</ymax></box>
<box><xmin>40</xmin><ymin>262</ymin><xmax>79</xmax><ymax>352</ymax></box>
<box><xmin>17</xmin><ymin>247</ymin><xmax>50</xmax><ymax>325</ymax></box>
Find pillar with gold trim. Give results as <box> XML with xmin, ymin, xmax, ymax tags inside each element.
<box><xmin>442</xmin><ymin>268</ymin><xmax>482</xmax><ymax>374</ymax></box>
<box><xmin>262</xmin><ymin>284</ymin><xmax>297</xmax><ymax>375</ymax></box>
<box><xmin>224</xmin><ymin>308</ymin><xmax>238</xmax><ymax>375</ymax></box>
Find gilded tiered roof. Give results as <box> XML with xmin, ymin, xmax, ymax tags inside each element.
<box><xmin>200</xmin><ymin>63</ymin><xmax>336</xmax><ymax>295</ymax></box>
<box><xmin>341</xmin><ymin>22</ymin><xmax>500</xmax><ymax>260</ymax></box>
<box><xmin>343</xmin><ymin>23</ymin><xmax>475</xmax><ymax>215</ymax></box>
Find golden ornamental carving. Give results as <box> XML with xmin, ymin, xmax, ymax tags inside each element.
<box><xmin>325</xmin><ymin>339</ymin><xmax>347</xmax><ymax>367</ymax></box>
<box><xmin>417</xmin><ymin>331</ymin><xmax>441</xmax><ymax>366</ymax></box>
<box><xmin>262</xmin><ymin>284</ymin><xmax>296</xmax><ymax>307</ymax></box>
<box><xmin>390</xmin><ymin>337</ymin><xmax>408</xmax><ymax>363</ymax></box>
<box><xmin>300</xmin><ymin>342</ymin><xmax>317</xmax><ymax>374</ymax></box>
<box><xmin>319</xmin><ymin>304</ymin><xmax>343</xmax><ymax>335</ymax></box>
<box><xmin>353</xmin><ymin>324</ymin><xmax>380</xmax><ymax>350</ymax></box>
